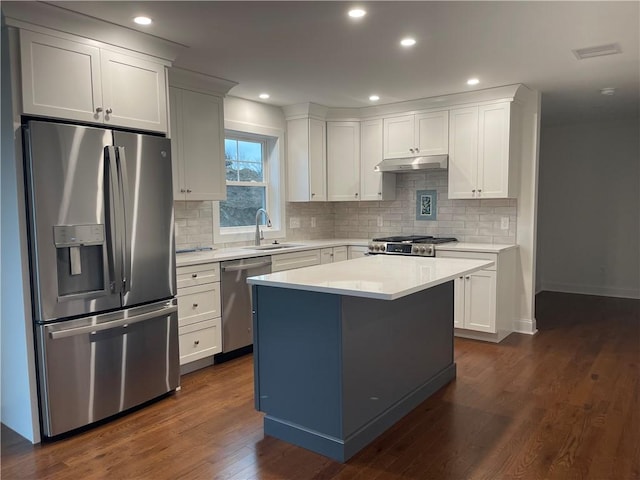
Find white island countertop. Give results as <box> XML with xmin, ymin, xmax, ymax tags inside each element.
<box><xmin>247</xmin><ymin>255</ymin><xmax>494</xmax><ymax>300</ymax></box>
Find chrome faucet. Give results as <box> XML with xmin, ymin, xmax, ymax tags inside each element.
<box><xmin>255</xmin><ymin>208</ymin><xmax>272</xmax><ymax>246</ymax></box>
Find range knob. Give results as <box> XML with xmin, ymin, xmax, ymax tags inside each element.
<box><xmin>412</xmin><ymin>246</ymin><xmax>419</xmax><ymax>253</ymax></box>
<box><xmin>380</xmin><ymin>245</ymin><xmax>386</xmax><ymax>252</ymax></box>
<box><xmin>368</xmin><ymin>244</ymin><xmax>374</xmax><ymax>251</ymax></box>
<box><xmin>419</xmin><ymin>246</ymin><xmax>426</xmax><ymax>254</ymax></box>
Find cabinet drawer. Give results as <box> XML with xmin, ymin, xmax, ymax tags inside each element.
<box><xmin>271</xmin><ymin>249</ymin><xmax>321</xmax><ymax>272</ymax></box>
<box><xmin>177</xmin><ymin>282</ymin><xmax>221</xmax><ymax>327</ymax></box>
<box><xmin>435</xmin><ymin>250</ymin><xmax>497</xmax><ymax>270</ymax></box>
<box><xmin>178</xmin><ymin>318</ymin><xmax>221</xmax><ymax>365</ymax></box>
<box><xmin>177</xmin><ymin>262</ymin><xmax>220</xmax><ymax>288</ymax></box>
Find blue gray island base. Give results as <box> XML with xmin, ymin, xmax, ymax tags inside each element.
<box><xmin>252</xmin><ymin>281</ymin><xmax>455</xmax><ymax>462</ymax></box>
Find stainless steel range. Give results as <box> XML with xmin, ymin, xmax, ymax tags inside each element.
<box><xmin>368</xmin><ymin>235</ymin><xmax>458</xmax><ymax>257</ymax></box>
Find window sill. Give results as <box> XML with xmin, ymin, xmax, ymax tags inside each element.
<box><xmin>214</xmin><ymin>226</ymin><xmax>284</xmax><ymax>245</ymax></box>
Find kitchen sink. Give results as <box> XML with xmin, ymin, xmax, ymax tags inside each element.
<box><xmin>243</xmin><ymin>243</ymin><xmax>304</xmax><ymax>251</ymax></box>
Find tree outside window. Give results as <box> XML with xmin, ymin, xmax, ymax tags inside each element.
<box><xmin>220</xmin><ymin>137</ymin><xmax>268</xmax><ymax>228</ymax></box>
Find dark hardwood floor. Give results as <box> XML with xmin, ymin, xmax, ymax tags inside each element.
<box><xmin>2</xmin><ymin>292</ymin><xmax>639</xmax><ymax>479</ymax></box>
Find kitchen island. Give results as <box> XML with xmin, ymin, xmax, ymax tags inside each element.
<box><xmin>247</xmin><ymin>255</ymin><xmax>493</xmax><ymax>462</ymax></box>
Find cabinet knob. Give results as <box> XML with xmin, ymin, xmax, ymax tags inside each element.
<box><xmin>95</xmin><ymin>107</ymin><xmax>103</xmax><ymax>113</ymax></box>
<box><xmin>193</xmin><ymin>340</ymin><xmax>200</xmax><ymax>346</ymax></box>
<box><xmin>415</xmin><ymin>147</ymin><xmax>419</xmax><ymax>152</ymax></box>
<box><xmin>180</xmin><ymin>188</ymin><xmax>186</xmax><ymax>193</ymax></box>
<box><xmin>192</xmin><ymin>303</ymin><xmax>198</xmax><ymax>308</ymax></box>
<box><xmin>186</xmin><ymin>189</ymin><xmax>192</xmax><ymax>193</ymax></box>
<box><xmin>477</xmin><ymin>189</ymin><xmax>482</xmax><ymax>196</ymax></box>
<box><xmin>311</xmin><ymin>193</ymin><xmax>316</xmax><ymax>197</ymax></box>
<box><xmin>466</xmin><ymin>276</ymin><xmax>470</xmax><ymax>280</ymax></box>
<box><xmin>355</xmin><ymin>193</ymin><xmax>358</xmax><ymax>197</ymax></box>
<box><xmin>191</xmin><ymin>273</ymin><xmax>198</xmax><ymax>278</ymax></box>
<box><xmin>409</xmin><ymin>148</ymin><xmax>415</xmax><ymax>153</ymax></box>
<box><xmin>105</xmin><ymin>108</ymin><xmax>113</xmax><ymax>115</ymax></box>
<box><xmin>378</xmin><ymin>192</ymin><xmax>382</xmax><ymax>196</ymax></box>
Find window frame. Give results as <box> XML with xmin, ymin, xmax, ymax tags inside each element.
<box><xmin>213</xmin><ymin>121</ymin><xmax>285</xmax><ymax>244</ymax></box>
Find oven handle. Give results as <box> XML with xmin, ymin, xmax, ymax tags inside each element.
<box><xmin>49</xmin><ymin>305</ymin><xmax>177</xmax><ymax>340</ymax></box>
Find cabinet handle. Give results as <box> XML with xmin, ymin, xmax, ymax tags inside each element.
<box><xmin>105</xmin><ymin>108</ymin><xmax>113</xmax><ymax>115</ymax></box>
<box><xmin>193</xmin><ymin>340</ymin><xmax>200</xmax><ymax>346</ymax></box>
<box><xmin>191</xmin><ymin>273</ymin><xmax>198</xmax><ymax>278</ymax></box>
<box><xmin>192</xmin><ymin>303</ymin><xmax>198</xmax><ymax>308</ymax></box>
<box><xmin>95</xmin><ymin>107</ymin><xmax>103</xmax><ymax>113</ymax></box>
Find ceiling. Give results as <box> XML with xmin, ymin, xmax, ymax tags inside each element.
<box><xmin>48</xmin><ymin>1</ymin><xmax>640</xmax><ymax>125</ymax></box>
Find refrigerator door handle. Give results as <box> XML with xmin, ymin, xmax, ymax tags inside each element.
<box><xmin>105</xmin><ymin>146</ymin><xmax>123</xmax><ymax>294</ymax></box>
<box><xmin>49</xmin><ymin>304</ymin><xmax>178</xmax><ymax>340</ymax></box>
<box><xmin>116</xmin><ymin>146</ymin><xmax>132</xmax><ymax>295</ymax></box>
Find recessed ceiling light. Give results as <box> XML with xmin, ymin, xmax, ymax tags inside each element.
<box><xmin>467</xmin><ymin>78</ymin><xmax>480</xmax><ymax>86</ymax></box>
<box><xmin>348</xmin><ymin>8</ymin><xmax>366</xmax><ymax>18</ymax></box>
<box><xmin>573</xmin><ymin>43</ymin><xmax>622</xmax><ymax>60</ymax></box>
<box><xmin>600</xmin><ymin>87</ymin><xmax>616</xmax><ymax>96</ymax></box>
<box><xmin>259</xmin><ymin>93</ymin><xmax>270</xmax><ymax>100</ymax></box>
<box><xmin>133</xmin><ymin>16</ymin><xmax>152</xmax><ymax>26</ymax></box>
<box><xmin>400</xmin><ymin>38</ymin><xmax>416</xmax><ymax>47</ymax></box>
<box><xmin>369</xmin><ymin>95</ymin><xmax>380</xmax><ymax>101</ymax></box>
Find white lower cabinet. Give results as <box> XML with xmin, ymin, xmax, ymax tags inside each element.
<box><xmin>347</xmin><ymin>245</ymin><xmax>369</xmax><ymax>259</ymax></box>
<box><xmin>320</xmin><ymin>246</ymin><xmax>348</xmax><ymax>264</ymax></box>
<box><xmin>272</xmin><ymin>249</ymin><xmax>321</xmax><ymax>272</ymax></box>
<box><xmin>437</xmin><ymin>248</ymin><xmax>517</xmax><ymax>342</ymax></box>
<box><xmin>176</xmin><ymin>262</ymin><xmax>222</xmax><ymax>367</ymax></box>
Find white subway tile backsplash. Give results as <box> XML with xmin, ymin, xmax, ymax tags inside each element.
<box><xmin>174</xmin><ymin>171</ymin><xmax>517</xmax><ymax>250</ymax></box>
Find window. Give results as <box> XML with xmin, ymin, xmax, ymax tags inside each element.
<box><xmin>213</xmin><ymin>123</ymin><xmax>284</xmax><ymax>244</ymax></box>
<box><xmin>220</xmin><ymin>136</ymin><xmax>267</xmax><ymax>228</ymax></box>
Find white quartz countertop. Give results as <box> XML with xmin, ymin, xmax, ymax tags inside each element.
<box><xmin>435</xmin><ymin>242</ymin><xmax>517</xmax><ymax>253</ymax></box>
<box><xmin>176</xmin><ymin>239</ymin><xmax>369</xmax><ymax>267</ymax></box>
<box><xmin>246</xmin><ymin>255</ymin><xmax>494</xmax><ymax>300</ymax></box>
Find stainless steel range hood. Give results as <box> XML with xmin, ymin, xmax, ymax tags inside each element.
<box><xmin>374</xmin><ymin>154</ymin><xmax>448</xmax><ymax>172</ymax></box>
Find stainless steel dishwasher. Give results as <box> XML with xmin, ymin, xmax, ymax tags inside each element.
<box><xmin>220</xmin><ymin>256</ymin><xmax>272</xmax><ymax>353</ymax></box>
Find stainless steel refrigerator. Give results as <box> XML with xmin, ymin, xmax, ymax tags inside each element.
<box><xmin>23</xmin><ymin>120</ymin><xmax>179</xmax><ymax>438</ymax></box>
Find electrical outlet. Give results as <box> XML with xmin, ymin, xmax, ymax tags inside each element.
<box><xmin>377</xmin><ymin>216</ymin><xmax>383</xmax><ymax>227</ymax></box>
<box><xmin>311</xmin><ymin>217</ymin><xmax>317</xmax><ymax>228</ymax></box>
<box><xmin>500</xmin><ymin>216</ymin><xmax>509</xmax><ymax>230</ymax></box>
<box><xmin>289</xmin><ymin>217</ymin><xmax>300</xmax><ymax>229</ymax></box>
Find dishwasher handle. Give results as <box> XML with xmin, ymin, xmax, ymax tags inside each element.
<box><xmin>49</xmin><ymin>304</ymin><xmax>178</xmax><ymax>340</ymax></box>
<box><xmin>222</xmin><ymin>260</ymin><xmax>272</xmax><ymax>272</ymax></box>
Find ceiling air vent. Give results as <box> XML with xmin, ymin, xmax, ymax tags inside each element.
<box><xmin>573</xmin><ymin>43</ymin><xmax>622</xmax><ymax>60</ymax></box>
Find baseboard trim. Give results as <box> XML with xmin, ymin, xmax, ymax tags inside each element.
<box><xmin>539</xmin><ymin>283</ymin><xmax>639</xmax><ymax>300</ymax></box>
<box><xmin>513</xmin><ymin>318</ymin><xmax>537</xmax><ymax>335</ymax></box>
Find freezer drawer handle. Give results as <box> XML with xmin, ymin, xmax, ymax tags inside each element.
<box><xmin>49</xmin><ymin>305</ymin><xmax>178</xmax><ymax>340</ymax></box>
<box><xmin>222</xmin><ymin>261</ymin><xmax>272</xmax><ymax>272</ymax></box>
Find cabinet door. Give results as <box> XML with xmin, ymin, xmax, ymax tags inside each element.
<box><xmin>347</xmin><ymin>246</ymin><xmax>369</xmax><ymax>259</ymax></box>
<box><xmin>448</xmin><ymin>106</ymin><xmax>479</xmax><ymax>199</ymax></box>
<box><xmin>181</xmin><ymin>90</ymin><xmax>226</xmax><ymax>201</ymax></box>
<box><xmin>100</xmin><ymin>50</ymin><xmax>168</xmax><ymax>132</ymax></box>
<box><xmin>383</xmin><ymin>114</ymin><xmax>415</xmax><ymax>159</ymax></box>
<box><xmin>320</xmin><ymin>248</ymin><xmax>334</xmax><ymax>264</ymax></box>
<box><xmin>169</xmin><ymin>87</ymin><xmax>186</xmax><ymax>200</ymax></box>
<box><xmin>327</xmin><ymin>121</ymin><xmax>360</xmax><ymax>201</ymax></box>
<box><xmin>309</xmin><ymin>119</ymin><xmax>327</xmax><ymax>201</ymax></box>
<box><xmin>416</xmin><ymin>111</ymin><xmax>449</xmax><ymax>155</ymax></box>
<box><xmin>20</xmin><ymin>30</ymin><xmax>103</xmax><ymax>123</ymax></box>
<box><xmin>452</xmin><ymin>276</ymin><xmax>465</xmax><ymax>329</ymax></box>
<box><xmin>360</xmin><ymin>119</ymin><xmax>396</xmax><ymax>201</ymax></box>
<box><xmin>464</xmin><ymin>270</ymin><xmax>496</xmax><ymax>333</ymax></box>
<box><xmin>333</xmin><ymin>246</ymin><xmax>348</xmax><ymax>262</ymax></box>
<box><xmin>478</xmin><ymin>102</ymin><xmax>510</xmax><ymax>198</ymax></box>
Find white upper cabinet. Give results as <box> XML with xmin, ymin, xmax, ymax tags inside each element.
<box><xmin>287</xmin><ymin>117</ymin><xmax>327</xmax><ymax>202</ymax></box>
<box><xmin>100</xmin><ymin>50</ymin><xmax>167</xmax><ymax>132</ymax></box>
<box><xmin>327</xmin><ymin>121</ymin><xmax>360</xmax><ymax>201</ymax></box>
<box><xmin>170</xmin><ymin>87</ymin><xmax>226</xmax><ymax>201</ymax></box>
<box><xmin>20</xmin><ymin>30</ymin><xmax>168</xmax><ymax>133</ymax></box>
<box><xmin>360</xmin><ymin>119</ymin><xmax>395</xmax><ymax>201</ymax></box>
<box><xmin>448</xmin><ymin>101</ymin><xmax>520</xmax><ymax>199</ymax></box>
<box><xmin>383</xmin><ymin>111</ymin><xmax>448</xmax><ymax>159</ymax></box>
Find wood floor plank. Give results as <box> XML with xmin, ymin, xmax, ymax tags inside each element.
<box><xmin>2</xmin><ymin>292</ymin><xmax>638</xmax><ymax>479</ymax></box>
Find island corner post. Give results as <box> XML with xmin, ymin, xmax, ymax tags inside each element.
<box><xmin>251</xmin><ymin>280</ymin><xmax>455</xmax><ymax>462</ymax></box>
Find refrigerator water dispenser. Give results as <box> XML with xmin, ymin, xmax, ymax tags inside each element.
<box><xmin>54</xmin><ymin>224</ymin><xmax>105</xmax><ymax>297</ymax></box>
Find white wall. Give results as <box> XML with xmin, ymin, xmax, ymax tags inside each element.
<box><xmin>1</xmin><ymin>21</ymin><xmax>41</xmax><ymax>443</ymax></box>
<box><xmin>537</xmin><ymin>117</ymin><xmax>640</xmax><ymax>298</ymax></box>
